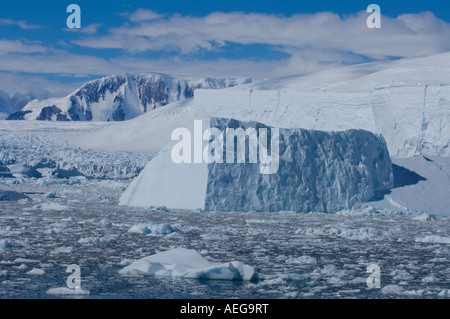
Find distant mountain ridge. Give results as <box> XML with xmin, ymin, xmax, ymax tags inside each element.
<box><xmin>8</xmin><ymin>73</ymin><xmax>253</xmax><ymax>122</ymax></box>
<box><xmin>0</xmin><ymin>92</ymin><xmax>33</xmax><ymax>120</ymax></box>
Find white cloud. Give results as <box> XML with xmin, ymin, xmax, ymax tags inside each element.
<box><xmin>73</xmin><ymin>10</ymin><xmax>450</xmax><ymax>59</ymax></box>
<box><xmin>0</xmin><ymin>39</ymin><xmax>47</xmax><ymax>54</ymax></box>
<box><xmin>0</xmin><ymin>49</ymin><xmax>277</xmax><ymax>78</ymax></box>
<box><xmin>124</xmin><ymin>9</ymin><xmax>164</xmax><ymax>22</ymax></box>
<box><xmin>0</xmin><ymin>18</ymin><xmax>41</xmax><ymax>30</ymax></box>
<box><xmin>0</xmin><ymin>51</ymin><xmax>114</xmax><ymax>76</ymax></box>
<box><xmin>0</xmin><ymin>72</ymin><xmax>79</xmax><ymax>97</ymax></box>
<box><xmin>2</xmin><ymin>9</ymin><xmax>450</xmax><ymax>93</ymax></box>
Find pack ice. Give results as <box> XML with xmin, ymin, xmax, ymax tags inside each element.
<box><xmin>120</xmin><ymin>117</ymin><xmax>393</xmax><ymax>213</ymax></box>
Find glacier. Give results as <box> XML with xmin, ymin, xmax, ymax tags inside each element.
<box><xmin>191</xmin><ymin>85</ymin><xmax>450</xmax><ymax>158</ymax></box>
<box><xmin>0</xmin><ymin>128</ymin><xmax>152</xmax><ymax>180</ymax></box>
<box><xmin>56</xmin><ymin>53</ymin><xmax>450</xmax><ymax>159</ymax></box>
<box><xmin>120</xmin><ymin>117</ymin><xmax>393</xmax><ymax>213</ymax></box>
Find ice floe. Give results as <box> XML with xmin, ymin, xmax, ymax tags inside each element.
<box><xmin>119</xmin><ymin>248</ymin><xmax>258</xmax><ymax>281</ymax></box>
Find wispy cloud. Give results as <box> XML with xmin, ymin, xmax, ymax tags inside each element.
<box><xmin>0</xmin><ymin>18</ymin><xmax>41</xmax><ymax>30</ymax></box>
<box><xmin>121</xmin><ymin>9</ymin><xmax>164</xmax><ymax>22</ymax></box>
<box><xmin>0</xmin><ymin>39</ymin><xmax>47</xmax><ymax>54</ymax></box>
<box><xmin>0</xmin><ymin>72</ymin><xmax>79</xmax><ymax>97</ymax></box>
<box><xmin>64</xmin><ymin>23</ymin><xmax>103</xmax><ymax>35</ymax></box>
<box><xmin>0</xmin><ymin>49</ymin><xmax>286</xmax><ymax>79</ymax></box>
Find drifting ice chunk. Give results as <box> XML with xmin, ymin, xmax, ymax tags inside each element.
<box><xmin>121</xmin><ymin>118</ymin><xmax>393</xmax><ymax>213</ymax></box>
<box><xmin>286</xmin><ymin>256</ymin><xmax>317</xmax><ymax>265</ymax></box>
<box><xmin>26</xmin><ymin>268</ymin><xmax>45</xmax><ymax>276</ymax></box>
<box><xmin>119</xmin><ymin>248</ymin><xmax>258</xmax><ymax>281</ymax></box>
<box><xmin>32</xmin><ymin>203</ymin><xmax>70</xmax><ymax>211</ymax></box>
<box><xmin>412</xmin><ymin>213</ymin><xmax>437</xmax><ymax>221</ymax></box>
<box><xmin>128</xmin><ymin>222</ymin><xmax>176</xmax><ymax>235</ymax></box>
<box><xmin>415</xmin><ymin>235</ymin><xmax>450</xmax><ymax>244</ymax></box>
<box><xmin>46</xmin><ymin>287</ymin><xmax>90</xmax><ymax>295</ymax></box>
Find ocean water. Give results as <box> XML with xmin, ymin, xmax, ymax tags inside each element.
<box><xmin>0</xmin><ymin>178</ymin><xmax>449</xmax><ymax>299</ymax></box>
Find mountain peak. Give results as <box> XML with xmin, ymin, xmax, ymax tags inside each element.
<box><xmin>8</xmin><ymin>73</ymin><xmax>253</xmax><ymax>122</ymax></box>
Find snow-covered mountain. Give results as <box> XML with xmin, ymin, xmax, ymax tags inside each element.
<box><xmin>8</xmin><ymin>74</ymin><xmax>253</xmax><ymax>122</ymax></box>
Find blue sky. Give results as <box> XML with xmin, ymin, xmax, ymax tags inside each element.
<box><xmin>1</xmin><ymin>0</ymin><xmax>450</xmax><ymax>95</ymax></box>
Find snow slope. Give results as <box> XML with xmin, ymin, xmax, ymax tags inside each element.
<box><xmin>249</xmin><ymin>51</ymin><xmax>450</xmax><ymax>92</ymax></box>
<box><xmin>371</xmin><ymin>155</ymin><xmax>450</xmax><ymax>216</ymax></box>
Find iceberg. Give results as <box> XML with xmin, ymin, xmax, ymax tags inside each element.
<box><xmin>120</xmin><ymin>117</ymin><xmax>393</xmax><ymax>213</ymax></box>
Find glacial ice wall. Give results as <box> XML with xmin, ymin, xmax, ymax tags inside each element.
<box><xmin>193</xmin><ymin>85</ymin><xmax>450</xmax><ymax>158</ymax></box>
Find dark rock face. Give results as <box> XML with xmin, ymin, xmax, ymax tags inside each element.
<box><xmin>110</xmin><ymin>105</ymin><xmax>126</xmax><ymax>121</ymax></box>
<box><xmin>0</xmin><ymin>161</ymin><xmax>14</xmax><ymax>178</ymax></box>
<box><xmin>76</xmin><ymin>75</ymin><xmax>127</xmax><ymax>104</ymax></box>
<box><xmin>138</xmin><ymin>77</ymin><xmax>169</xmax><ymax>112</ymax></box>
<box><xmin>6</xmin><ymin>110</ymin><xmax>32</xmax><ymax>120</ymax></box>
<box><xmin>36</xmin><ymin>106</ymin><xmax>68</xmax><ymax>121</ymax></box>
